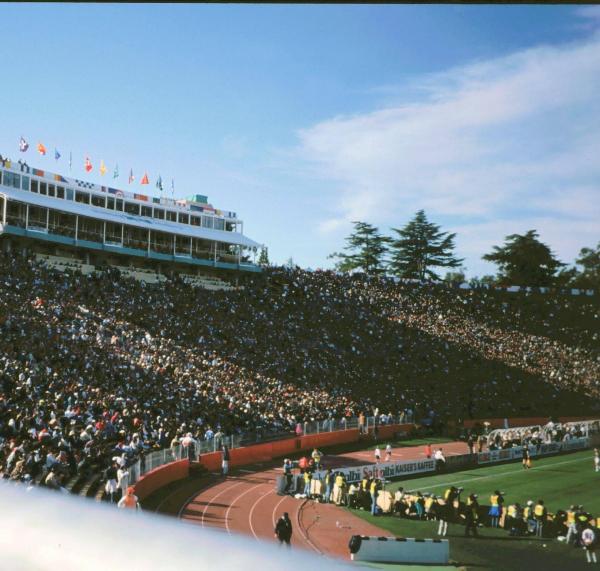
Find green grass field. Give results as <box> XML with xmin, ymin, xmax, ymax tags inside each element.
<box><xmin>349</xmin><ymin>450</ymin><xmax>598</xmax><ymax>571</ymax></box>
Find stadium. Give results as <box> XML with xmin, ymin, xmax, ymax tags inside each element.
<box><xmin>1</xmin><ymin>152</ymin><xmax>599</xmax><ymax>570</ymax></box>
<box><xmin>2</xmin><ymin>5</ymin><xmax>600</xmax><ymax>571</ymax></box>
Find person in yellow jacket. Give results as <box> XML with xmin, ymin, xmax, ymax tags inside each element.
<box><xmin>566</xmin><ymin>505</ymin><xmax>578</xmax><ymax>544</ymax></box>
<box><xmin>303</xmin><ymin>470</ymin><xmax>312</xmax><ymax>498</ymax></box>
<box><xmin>534</xmin><ymin>499</ymin><xmax>547</xmax><ymax>537</ymax></box>
<box><xmin>488</xmin><ymin>490</ymin><xmax>504</xmax><ymax>528</ymax></box>
<box><xmin>370</xmin><ymin>479</ymin><xmax>381</xmax><ymax>516</ymax></box>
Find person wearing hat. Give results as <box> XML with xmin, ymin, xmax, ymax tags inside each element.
<box><xmin>274</xmin><ymin>512</ymin><xmax>293</xmax><ymax>548</ymax></box>
<box><xmin>117</xmin><ymin>486</ymin><xmax>141</xmax><ymax>510</ymax></box>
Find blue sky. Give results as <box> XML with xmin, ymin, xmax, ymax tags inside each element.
<box><xmin>1</xmin><ymin>4</ymin><xmax>599</xmax><ymax>277</ymax></box>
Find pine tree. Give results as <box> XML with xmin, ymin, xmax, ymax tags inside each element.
<box><xmin>257</xmin><ymin>247</ymin><xmax>270</xmax><ymax>267</ymax></box>
<box><xmin>572</xmin><ymin>242</ymin><xmax>600</xmax><ymax>290</ymax></box>
<box><xmin>388</xmin><ymin>210</ymin><xmax>463</xmax><ymax>280</ymax></box>
<box><xmin>329</xmin><ymin>221</ymin><xmax>389</xmax><ymax>275</ymax></box>
<box><xmin>482</xmin><ymin>230</ymin><xmax>565</xmax><ymax>287</ymax></box>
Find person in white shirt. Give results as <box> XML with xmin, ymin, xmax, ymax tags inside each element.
<box><xmin>117</xmin><ymin>466</ymin><xmax>129</xmax><ymax>498</ymax></box>
<box><xmin>434</xmin><ymin>448</ymin><xmax>446</xmax><ymax>472</ymax></box>
<box><xmin>594</xmin><ymin>448</ymin><xmax>600</xmax><ymax>473</ymax></box>
<box><xmin>385</xmin><ymin>444</ymin><xmax>392</xmax><ymax>462</ymax></box>
<box><xmin>374</xmin><ymin>447</ymin><xmax>381</xmax><ymax>464</ymax></box>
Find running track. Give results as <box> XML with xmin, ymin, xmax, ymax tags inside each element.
<box><xmin>169</xmin><ymin>441</ymin><xmax>469</xmax><ymax>560</ymax></box>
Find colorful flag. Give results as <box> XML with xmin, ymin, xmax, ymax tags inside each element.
<box><xmin>156</xmin><ymin>175</ymin><xmax>163</xmax><ymax>191</ymax></box>
<box><xmin>55</xmin><ymin>149</ymin><xmax>61</xmax><ymax>161</ymax></box>
<box><xmin>128</xmin><ymin>169</ymin><xmax>134</xmax><ymax>184</ymax></box>
<box><xmin>141</xmin><ymin>172</ymin><xmax>149</xmax><ymax>185</ymax></box>
<box><xmin>69</xmin><ymin>152</ymin><xmax>72</xmax><ymax>171</ymax></box>
<box><xmin>114</xmin><ymin>164</ymin><xmax>119</xmax><ymax>179</ymax></box>
<box><xmin>100</xmin><ymin>160</ymin><xmax>107</xmax><ymax>176</ymax></box>
<box><xmin>19</xmin><ymin>137</ymin><xmax>29</xmax><ymax>152</ymax></box>
<box><xmin>85</xmin><ymin>157</ymin><xmax>92</xmax><ymax>172</ymax></box>
<box><xmin>37</xmin><ymin>143</ymin><xmax>47</xmax><ymax>155</ymax></box>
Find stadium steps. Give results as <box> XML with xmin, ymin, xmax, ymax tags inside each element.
<box><xmin>94</xmin><ymin>485</ymin><xmax>107</xmax><ymax>503</ymax></box>
<box><xmin>78</xmin><ymin>473</ymin><xmax>101</xmax><ymax>499</ymax></box>
<box><xmin>65</xmin><ymin>473</ymin><xmax>86</xmax><ymax>494</ymax></box>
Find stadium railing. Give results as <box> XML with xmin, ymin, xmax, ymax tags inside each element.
<box><xmin>126</xmin><ymin>413</ymin><xmax>412</xmax><ymax>485</ymax></box>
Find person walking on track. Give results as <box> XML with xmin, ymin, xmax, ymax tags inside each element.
<box><xmin>274</xmin><ymin>512</ymin><xmax>293</xmax><ymax>548</ymax></box>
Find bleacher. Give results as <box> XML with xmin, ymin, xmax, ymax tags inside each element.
<box><xmin>34</xmin><ymin>254</ymin><xmax>237</xmax><ymax>291</ymax></box>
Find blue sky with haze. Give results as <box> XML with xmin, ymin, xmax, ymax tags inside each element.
<box><xmin>1</xmin><ymin>4</ymin><xmax>599</xmax><ymax>277</ymax></box>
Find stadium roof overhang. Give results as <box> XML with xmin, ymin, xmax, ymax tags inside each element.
<box><xmin>0</xmin><ymin>186</ymin><xmax>261</xmax><ymax>249</ymax></box>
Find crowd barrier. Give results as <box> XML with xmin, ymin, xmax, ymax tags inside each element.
<box><xmin>134</xmin><ymin>423</ymin><xmax>411</xmax><ymax>499</ymax></box>
<box><xmin>134</xmin><ymin>459</ymin><xmax>189</xmax><ymax>501</ymax></box>
<box><xmin>198</xmin><ymin>423</ymin><xmax>408</xmax><ymax>472</ymax></box>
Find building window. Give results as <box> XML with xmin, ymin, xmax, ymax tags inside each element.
<box><xmin>178</xmin><ymin>212</ymin><xmax>189</xmax><ymax>225</ymax></box>
<box><xmin>124</xmin><ymin>202</ymin><xmax>140</xmax><ymax>216</ymax></box>
<box><xmin>123</xmin><ymin>226</ymin><xmax>148</xmax><ymax>250</ymax></box>
<box><xmin>6</xmin><ymin>201</ymin><xmax>26</xmax><ymax>227</ymax></box>
<box><xmin>166</xmin><ymin>210</ymin><xmax>177</xmax><ymax>222</ymax></box>
<box><xmin>191</xmin><ymin>215</ymin><xmax>201</xmax><ymax>227</ymax></box>
<box><xmin>2</xmin><ymin>171</ymin><xmax>20</xmax><ymax>189</ymax></box>
<box><xmin>21</xmin><ymin>176</ymin><xmax>30</xmax><ymax>191</ymax></box>
<box><xmin>28</xmin><ymin>205</ymin><xmax>48</xmax><ymax>230</ymax></box>
<box><xmin>91</xmin><ymin>194</ymin><xmax>106</xmax><ymax>208</ymax></box>
<box><xmin>66</xmin><ymin>188</ymin><xmax>74</xmax><ymax>200</ymax></box>
<box><xmin>214</xmin><ymin>218</ymin><xmax>225</xmax><ymax>231</ymax></box>
<box><xmin>77</xmin><ymin>216</ymin><xmax>103</xmax><ymax>242</ymax></box>
<box><xmin>105</xmin><ymin>222</ymin><xmax>123</xmax><ymax>244</ymax></box>
<box><xmin>141</xmin><ymin>205</ymin><xmax>152</xmax><ymax>218</ymax></box>
<box><xmin>56</xmin><ymin>186</ymin><xmax>65</xmax><ymax>199</ymax></box>
<box><xmin>48</xmin><ymin>210</ymin><xmax>76</xmax><ymax>238</ymax></box>
<box><xmin>202</xmin><ymin>216</ymin><xmax>214</xmax><ymax>229</ymax></box>
<box><xmin>48</xmin><ymin>184</ymin><xmax>56</xmax><ymax>198</ymax></box>
<box><xmin>107</xmin><ymin>197</ymin><xmax>115</xmax><ymax>210</ymax></box>
<box><xmin>75</xmin><ymin>191</ymin><xmax>90</xmax><ymax>204</ymax></box>
<box><xmin>153</xmin><ymin>208</ymin><xmax>165</xmax><ymax>220</ymax></box>
<box><xmin>115</xmin><ymin>199</ymin><xmax>124</xmax><ymax>211</ymax></box>
<box><xmin>40</xmin><ymin>182</ymin><xmax>47</xmax><ymax>196</ymax></box>
<box><xmin>31</xmin><ymin>180</ymin><xmax>39</xmax><ymax>193</ymax></box>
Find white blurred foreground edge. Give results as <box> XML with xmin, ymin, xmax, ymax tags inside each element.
<box><xmin>0</xmin><ymin>482</ymin><xmax>356</xmax><ymax>571</ymax></box>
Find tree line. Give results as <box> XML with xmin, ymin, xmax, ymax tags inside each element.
<box><xmin>320</xmin><ymin>210</ymin><xmax>600</xmax><ymax>290</ymax></box>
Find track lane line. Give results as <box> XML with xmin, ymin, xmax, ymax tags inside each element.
<box><xmin>248</xmin><ymin>487</ymin><xmax>275</xmax><ymax>541</ymax></box>
<box><xmin>225</xmin><ymin>483</ymin><xmax>265</xmax><ymax>535</ymax></box>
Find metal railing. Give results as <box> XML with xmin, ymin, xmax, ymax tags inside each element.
<box><xmin>126</xmin><ymin>412</ymin><xmax>415</xmax><ymax>485</ymax></box>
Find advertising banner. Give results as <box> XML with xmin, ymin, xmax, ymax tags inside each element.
<box><xmin>477</xmin><ymin>437</ymin><xmax>588</xmax><ymax>464</ymax></box>
<box><xmin>313</xmin><ymin>458</ymin><xmax>436</xmax><ymax>484</ymax></box>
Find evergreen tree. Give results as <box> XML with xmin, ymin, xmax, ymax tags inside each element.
<box><xmin>482</xmin><ymin>230</ymin><xmax>565</xmax><ymax>287</ymax></box>
<box><xmin>388</xmin><ymin>210</ymin><xmax>463</xmax><ymax>280</ymax></box>
<box><xmin>329</xmin><ymin>221</ymin><xmax>389</xmax><ymax>275</ymax></box>
<box><xmin>572</xmin><ymin>242</ymin><xmax>600</xmax><ymax>290</ymax></box>
<box><xmin>445</xmin><ymin>269</ymin><xmax>466</xmax><ymax>285</ymax></box>
<box><xmin>257</xmin><ymin>247</ymin><xmax>270</xmax><ymax>267</ymax></box>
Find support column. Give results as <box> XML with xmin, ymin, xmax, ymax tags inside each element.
<box><xmin>75</xmin><ymin>216</ymin><xmax>79</xmax><ymax>241</ymax></box>
<box><xmin>25</xmin><ymin>204</ymin><xmax>29</xmax><ymax>229</ymax></box>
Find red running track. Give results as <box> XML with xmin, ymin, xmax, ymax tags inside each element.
<box><xmin>178</xmin><ymin>441</ymin><xmax>469</xmax><ymax>560</ymax></box>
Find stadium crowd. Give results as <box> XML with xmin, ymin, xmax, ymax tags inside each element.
<box><xmin>0</xmin><ymin>252</ymin><xmax>598</xmax><ymax>495</ymax></box>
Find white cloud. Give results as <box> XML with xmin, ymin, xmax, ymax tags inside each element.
<box><xmin>296</xmin><ymin>34</ymin><xmax>600</xmax><ymax>273</ymax></box>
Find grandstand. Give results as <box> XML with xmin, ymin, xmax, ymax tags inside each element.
<box><xmin>0</xmin><ymin>160</ymin><xmax>262</xmax><ymax>290</ymax></box>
